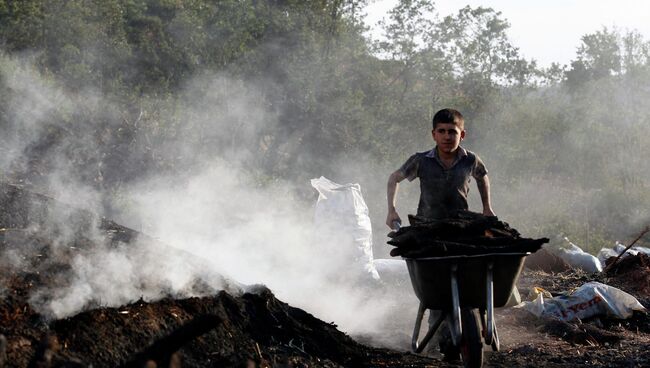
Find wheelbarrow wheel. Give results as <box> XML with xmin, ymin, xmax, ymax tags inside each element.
<box><xmin>460</xmin><ymin>308</ymin><xmax>483</xmax><ymax>368</ymax></box>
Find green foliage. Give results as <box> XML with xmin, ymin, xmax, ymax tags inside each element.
<box><xmin>566</xmin><ymin>27</ymin><xmax>650</xmax><ymax>88</ymax></box>
<box><xmin>431</xmin><ymin>6</ymin><xmax>536</xmax><ymax>86</ymax></box>
<box><xmin>0</xmin><ymin>0</ymin><xmax>648</xmax><ymax>253</ymax></box>
<box><xmin>0</xmin><ymin>0</ymin><xmax>44</xmax><ymax>50</ymax></box>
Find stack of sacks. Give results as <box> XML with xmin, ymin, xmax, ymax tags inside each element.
<box><xmin>388</xmin><ymin>211</ymin><xmax>548</xmax><ymax>258</ymax></box>
<box><xmin>598</xmin><ymin>241</ymin><xmax>650</xmax><ymax>268</ymax></box>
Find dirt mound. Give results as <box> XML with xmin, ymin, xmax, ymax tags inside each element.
<box><xmin>605</xmin><ymin>254</ymin><xmax>650</xmax><ymax>299</ymax></box>
<box><xmin>2</xmin><ymin>283</ymin><xmax>439</xmax><ymax>367</ymax></box>
<box><xmin>40</xmin><ymin>289</ymin><xmax>391</xmax><ymax>366</ymax></box>
<box><xmin>0</xmin><ymin>183</ymin><xmax>439</xmax><ymax>367</ymax></box>
<box><xmin>524</xmin><ymin>248</ymin><xmax>571</xmax><ymax>273</ymax></box>
<box><xmin>0</xmin><ymin>244</ymin><xmax>436</xmax><ymax>368</ymax></box>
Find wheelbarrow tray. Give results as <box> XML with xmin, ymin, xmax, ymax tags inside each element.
<box><xmin>404</xmin><ymin>252</ymin><xmax>528</xmax><ymax>310</ymax></box>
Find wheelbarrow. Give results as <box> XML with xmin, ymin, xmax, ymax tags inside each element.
<box><xmin>404</xmin><ymin>252</ymin><xmax>528</xmax><ymax>368</ymax></box>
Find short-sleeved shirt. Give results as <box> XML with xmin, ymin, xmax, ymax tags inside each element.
<box><xmin>398</xmin><ymin>146</ymin><xmax>487</xmax><ymax>219</ymax></box>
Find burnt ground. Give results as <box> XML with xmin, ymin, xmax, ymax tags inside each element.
<box><xmin>487</xmin><ymin>267</ymin><xmax>650</xmax><ymax>368</ymax></box>
<box><xmin>0</xmin><ymin>182</ymin><xmax>439</xmax><ymax>367</ymax></box>
<box><xmin>1</xmin><ymin>182</ymin><xmax>650</xmax><ymax>367</ymax></box>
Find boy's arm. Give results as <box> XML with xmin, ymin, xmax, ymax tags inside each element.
<box><xmin>386</xmin><ymin>170</ymin><xmax>406</xmax><ymax>229</ymax></box>
<box><xmin>476</xmin><ymin>175</ymin><xmax>495</xmax><ymax>216</ymax></box>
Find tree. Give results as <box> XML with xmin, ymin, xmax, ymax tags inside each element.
<box><xmin>566</xmin><ymin>27</ymin><xmax>621</xmax><ymax>87</ymax></box>
<box><xmin>0</xmin><ymin>0</ymin><xmax>44</xmax><ymax>51</ymax></box>
<box><xmin>430</xmin><ymin>6</ymin><xmax>534</xmax><ymax>86</ymax></box>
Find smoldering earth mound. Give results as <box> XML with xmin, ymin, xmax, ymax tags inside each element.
<box><xmin>0</xmin><ymin>182</ymin><xmax>439</xmax><ymax>367</ymax></box>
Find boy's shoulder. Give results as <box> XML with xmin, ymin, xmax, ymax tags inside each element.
<box><xmin>464</xmin><ymin>148</ymin><xmax>479</xmax><ymax>160</ymax></box>
<box><xmin>402</xmin><ymin>151</ymin><xmax>430</xmax><ymax>163</ymax></box>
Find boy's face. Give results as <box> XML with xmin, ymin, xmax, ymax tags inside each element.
<box><xmin>432</xmin><ymin>123</ymin><xmax>465</xmax><ymax>154</ymax></box>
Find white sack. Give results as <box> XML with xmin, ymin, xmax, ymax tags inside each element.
<box><xmin>614</xmin><ymin>241</ymin><xmax>650</xmax><ymax>256</ymax></box>
<box><xmin>614</xmin><ymin>241</ymin><xmax>639</xmax><ymax>258</ymax></box>
<box><xmin>373</xmin><ymin>258</ymin><xmax>410</xmax><ymax>285</ymax></box>
<box><xmin>597</xmin><ymin>247</ymin><xmax>619</xmax><ymax>267</ymax></box>
<box><xmin>311</xmin><ymin>176</ymin><xmax>379</xmax><ymax>279</ymax></box>
<box><xmin>597</xmin><ymin>241</ymin><xmax>650</xmax><ymax>268</ymax></box>
<box><xmin>632</xmin><ymin>246</ymin><xmax>650</xmax><ymax>255</ymax></box>
<box><xmin>522</xmin><ymin>281</ymin><xmax>646</xmax><ymax>321</ymax></box>
<box><xmin>546</xmin><ymin>237</ymin><xmax>602</xmax><ymax>273</ymax></box>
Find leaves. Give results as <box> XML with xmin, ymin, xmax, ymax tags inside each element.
<box><xmin>0</xmin><ymin>0</ymin><xmax>648</xmax><ymax>252</ymax></box>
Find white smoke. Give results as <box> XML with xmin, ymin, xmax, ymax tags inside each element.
<box><xmin>0</xmin><ymin>54</ymin><xmax>413</xmax><ymax>347</ymax></box>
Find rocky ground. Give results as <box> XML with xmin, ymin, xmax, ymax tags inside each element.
<box><xmin>1</xmin><ymin>182</ymin><xmax>649</xmax><ymax>367</ymax></box>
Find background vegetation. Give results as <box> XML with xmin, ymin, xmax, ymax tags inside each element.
<box><xmin>1</xmin><ymin>0</ymin><xmax>648</xmax><ymax>255</ymax></box>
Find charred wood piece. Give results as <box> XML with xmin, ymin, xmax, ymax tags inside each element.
<box><xmin>388</xmin><ymin>211</ymin><xmax>547</xmax><ymax>258</ymax></box>
<box><xmin>27</xmin><ymin>333</ymin><xmax>59</xmax><ymax>368</ymax></box>
<box><xmin>121</xmin><ymin>314</ymin><xmax>221</xmax><ymax>368</ymax></box>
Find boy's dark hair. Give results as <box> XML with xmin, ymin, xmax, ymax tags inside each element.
<box><xmin>432</xmin><ymin>108</ymin><xmax>464</xmax><ymax>129</ymax></box>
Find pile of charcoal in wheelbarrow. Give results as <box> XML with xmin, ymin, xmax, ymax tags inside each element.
<box><xmin>388</xmin><ymin>211</ymin><xmax>548</xmax><ymax>258</ymax></box>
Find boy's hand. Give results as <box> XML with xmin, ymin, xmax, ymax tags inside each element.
<box><xmin>483</xmin><ymin>207</ymin><xmax>496</xmax><ymax>217</ymax></box>
<box><xmin>386</xmin><ymin>210</ymin><xmax>402</xmax><ymax>230</ymax></box>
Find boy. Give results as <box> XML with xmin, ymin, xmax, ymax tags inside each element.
<box><xmin>385</xmin><ymin>108</ymin><xmax>495</xmax><ymax>360</ymax></box>
<box><xmin>386</xmin><ymin>108</ymin><xmax>494</xmax><ymax>229</ymax></box>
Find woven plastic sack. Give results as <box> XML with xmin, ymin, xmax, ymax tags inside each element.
<box><xmin>311</xmin><ymin>176</ymin><xmax>379</xmax><ymax>280</ymax></box>
<box><xmin>545</xmin><ymin>237</ymin><xmax>602</xmax><ymax>273</ymax></box>
<box><xmin>522</xmin><ymin>281</ymin><xmax>646</xmax><ymax>321</ymax></box>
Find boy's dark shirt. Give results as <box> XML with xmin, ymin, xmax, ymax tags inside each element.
<box><xmin>398</xmin><ymin>146</ymin><xmax>487</xmax><ymax>219</ymax></box>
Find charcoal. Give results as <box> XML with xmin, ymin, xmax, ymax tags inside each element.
<box><xmin>121</xmin><ymin>315</ymin><xmax>221</xmax><ymax>368</ymax></box>
<box><xmin>388</xmin><ymin>211</ymin><xmax>547</xmax><ymax>258</ymax></box>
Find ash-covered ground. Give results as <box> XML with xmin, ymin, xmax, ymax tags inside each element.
<box><xmin>1</xmin><ymin>182</ymin><xmax>649</xmax><ymax>367</ymax></box>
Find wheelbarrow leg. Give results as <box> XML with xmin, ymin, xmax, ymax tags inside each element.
<box><xmin>484</xmin><ymin>262</ymin><xmax>494</xmax><ymax>346</ymax></box>
<box><xmin>449</xmin><ymin>264</ymin><xmax>462</xmax><ymax>347</ymax></box>
<box><xmin>490</xmin><ymin>320</ymin><xmax>500</xmax><ymax>352</ymax></box>
<box><xmin>411</xmin><ymin>303</ymin><xmax>444</xmax><ymax>353</ymax></box>
<box><xmin>484</xmin><ymin>261</ymin><xmax>500</xmax><ymax>351</ymax></box>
